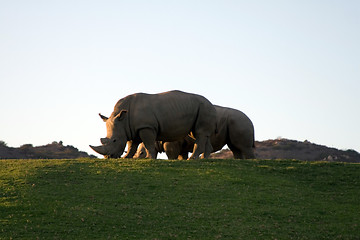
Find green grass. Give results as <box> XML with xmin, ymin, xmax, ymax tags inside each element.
<box><xmin>1</xmin><ymin>158</ymin><xmax>359</xmax><ymax>239</ymax></box>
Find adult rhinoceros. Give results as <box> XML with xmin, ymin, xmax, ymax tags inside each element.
<box><xmin>89</xmin><ymin>90</ymin><xmax>216</xmax><ymax>159</ymax></box>
<box><xmin>136</xmin><ymin>105</ymin><xmax>255</xmax><ymax>159</ymax></box>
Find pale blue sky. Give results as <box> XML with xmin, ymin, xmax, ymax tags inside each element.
<box><xmin>1</xmin><ymin>0</ymin><xmax>359</xmax><ymax>156</ymax></box>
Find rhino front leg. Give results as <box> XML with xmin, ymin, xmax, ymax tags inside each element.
<box><xmin>139</xmin><ymin>128</ymin><xmax>158</xmax><ymax>159</ymax></box>
<box><xmin>123</xmin><ymin>141</ymin><xmax>140</xmax><ymax>158</ymax></box>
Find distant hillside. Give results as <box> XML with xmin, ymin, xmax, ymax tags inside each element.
<box><xmin>2</xmin><ymin>139</ymin><xmax>359</xmax><ymax>162</ymax></box>
<box><xmin>210</xmin><ymin>138</ymin><xmax>360</xmax><ymax>163</ymax></box>
<box><xmin>0</xmin><ymin>141</ymin><xmax>96</xmax><ymax>159</ymax></box>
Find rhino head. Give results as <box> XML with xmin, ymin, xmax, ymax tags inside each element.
<box><xmin>90</xmin><ymin>111</ymin><xmax>128</xmax><ymax>158</ymax></box>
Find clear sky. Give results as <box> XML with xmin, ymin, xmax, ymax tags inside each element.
<box><xmin>1</xmin><ymin>0</ymin><xmax>359</xmax><ymax>157</ymax></box>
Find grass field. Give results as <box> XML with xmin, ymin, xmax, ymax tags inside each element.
<box><xmin>1</xmin><ymin>158</ymin><xmax>359</xmax><ymax>239</ymax></box>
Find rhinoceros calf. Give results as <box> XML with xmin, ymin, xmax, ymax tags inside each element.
<box><xmin>90</xmin><ymin>90</ymin><xmax>216</xmax><ymax>159</ymax></box>
<box><xmin>136</xmin><ymin>105</ymin><xmax>255</xmax><ymax>159</ymax></box>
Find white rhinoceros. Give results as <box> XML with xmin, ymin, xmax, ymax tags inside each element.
<box><xmin>90</xmin><ymin>90</ymin><xmax>216</xmax><ymax>159</ymax></box>
<box><xmin>135</xmin><ymin>105</ymin><xmax>255</xmax><ymax>159</ymax></box>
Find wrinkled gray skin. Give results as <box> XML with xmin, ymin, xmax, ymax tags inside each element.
<box><xmin>89</xmin><ymin>90</ymin><xmax>216</xmax><ymax>159</ymax></box>
<box><xmin>136</xmin><ymin>105</ymin><xmax>255</xmax><ymax>159</ymax></box>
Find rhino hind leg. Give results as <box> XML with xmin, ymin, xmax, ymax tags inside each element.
<box><xmin>189</xmin><ymin>136</ymin><xmax>211</xmax><ymax>159</ymax></box>
<box><xmin>189</xmin><ymin>101</ymin><xmax>216</xmax><ymax>160</ymax></box>
<box><xmin>203</xmin><ymin>138</ymin><xmax>213</xmax><ymax>158</ymax></box>
<box><xmin>165</xmin><ymin>151</ymin><xmax>179</xmax><ymax>160</ymax></box>
<box><xmin>228</xmin><ymin>142</ymin><xmax>255</xmax><ymax>159</ymax></box>
<box><xmin>163</xmin><ymin>141</ymin><xmax>182</xmax><ymax>159</ymax></box>
<box><xmin>228</xmin><ymin>143</ymin><xmax>243</xmax><ymax>159</ymax></box>
<box><xmin>189</xmin><ymin>142</ymin><xmax>203</xmax><ymax>159</ymax></box>
<box><xmin>178</xmin><ymin>153</ymin><xmax>188</xmax><ymax>160</ymax></box>
<box><xmin>134</xmin><ymin>143</ymin><xmax>147</xmax><ymax>159</ymax></box>
<box><xmin>242</xmin><ymin>148</ymin><xmax>255</xmax><ymax>159</ymax></box>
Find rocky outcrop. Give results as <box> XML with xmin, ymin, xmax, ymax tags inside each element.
<box><xmin>0</xmin><ymin>141</ymin><xmax>96</xmax><ymax>159</ymax></box>
<box><xmin>210</xmin><ymin>139</ymin><xmax>360</xmax><ymax>163</ymax></box>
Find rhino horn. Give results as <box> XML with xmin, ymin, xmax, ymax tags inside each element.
<box><xmin>99</xmin><ymin>113</ymin><xmax>108</xmax><ymax>122</ymax></box>
<box><xmin>100</xmin><ymin>138</ymin><xmax>110</xmax><ymax>145</ymax></box>
<box><xmin>89</xmin><ymin>145</ymin><xmax>108</xmax><ymax>155</ymax></box>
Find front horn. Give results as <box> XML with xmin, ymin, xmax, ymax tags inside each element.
<box><xmin>89</xmin><ymin>145</ymin><xmax>108</xmax><ymax>155</ymax></box>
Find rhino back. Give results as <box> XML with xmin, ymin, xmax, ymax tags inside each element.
<box><xmin>111</xmin><ymin>94</ymin><xmax>134</xmax><ymax>117</ymax></box>
<box><xmin>129</xmin><ymin>91</ymin><xmax>214</xmax><ymax>142</ymax></box>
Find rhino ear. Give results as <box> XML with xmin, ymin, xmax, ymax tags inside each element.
<box><xmin>99</xmin><ymin>113</ymin><xmax>108</xmax><ymax>122</ymax></box>
<box><xmin>114</xmin><ymin>110</ymin><xmax>128</xmax><ymax>122</ymax></box>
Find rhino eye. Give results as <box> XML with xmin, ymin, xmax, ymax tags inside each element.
<box><xmin>113</xmin><ymin>139</ymin><xmax>117</xmax><ymax>143</ymax></box>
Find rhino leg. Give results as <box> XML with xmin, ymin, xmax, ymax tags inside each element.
<box><xmin>134</xmin><ymin>143</ymin><xmax>146</xmax><ymax>159</ymax></box>
<box><xmin>165</xmin><ymin>151</ymin><xmax>179</xmax><ymax>160</ymax></box>
<box><xmin>163</xmin><ymin>141</ymin><xmax>182</xmax><ymax>160</ymax></box>
<box><xmin>228</xmin><ymin>142</ymin><xmax>255</xmax><ymax>159</ymax></box>
<box><xmin>227</xmin><ymin>142</ymin><xmax>243</xmax><ymax>159</ymax></box>
<box><xmin>189</xmin><ymin>136</ymin><xmax>209</xmax><ymax>159</ymax></box>
<box><xmin>139</xmin><ymin>128</ymin><xmax>158</xmax><ymax>159</ymax></box>
<box><xmin>242</xmin><ymin>148</ymin><xmax>255</xmax><ymax>159</ymax></box>
<box><xmin>123</xmin><ymin>141</ymin><xmax>140</xmax><ymax>158</ymax></box>
<box><xmin>178</xmin><ymin>150</ymin><xmax>189</xmax><ymax>160</ymax></box>
<box><xmin>203</xmin><ymin>138</ymin><xmax>213</xmax><ymax>158</ymax></box>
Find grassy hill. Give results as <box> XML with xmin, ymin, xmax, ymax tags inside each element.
<box><xmin>1</xmin><ymin>158</ymin><xmax>359</xmax><ymax>239</ymax></box>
